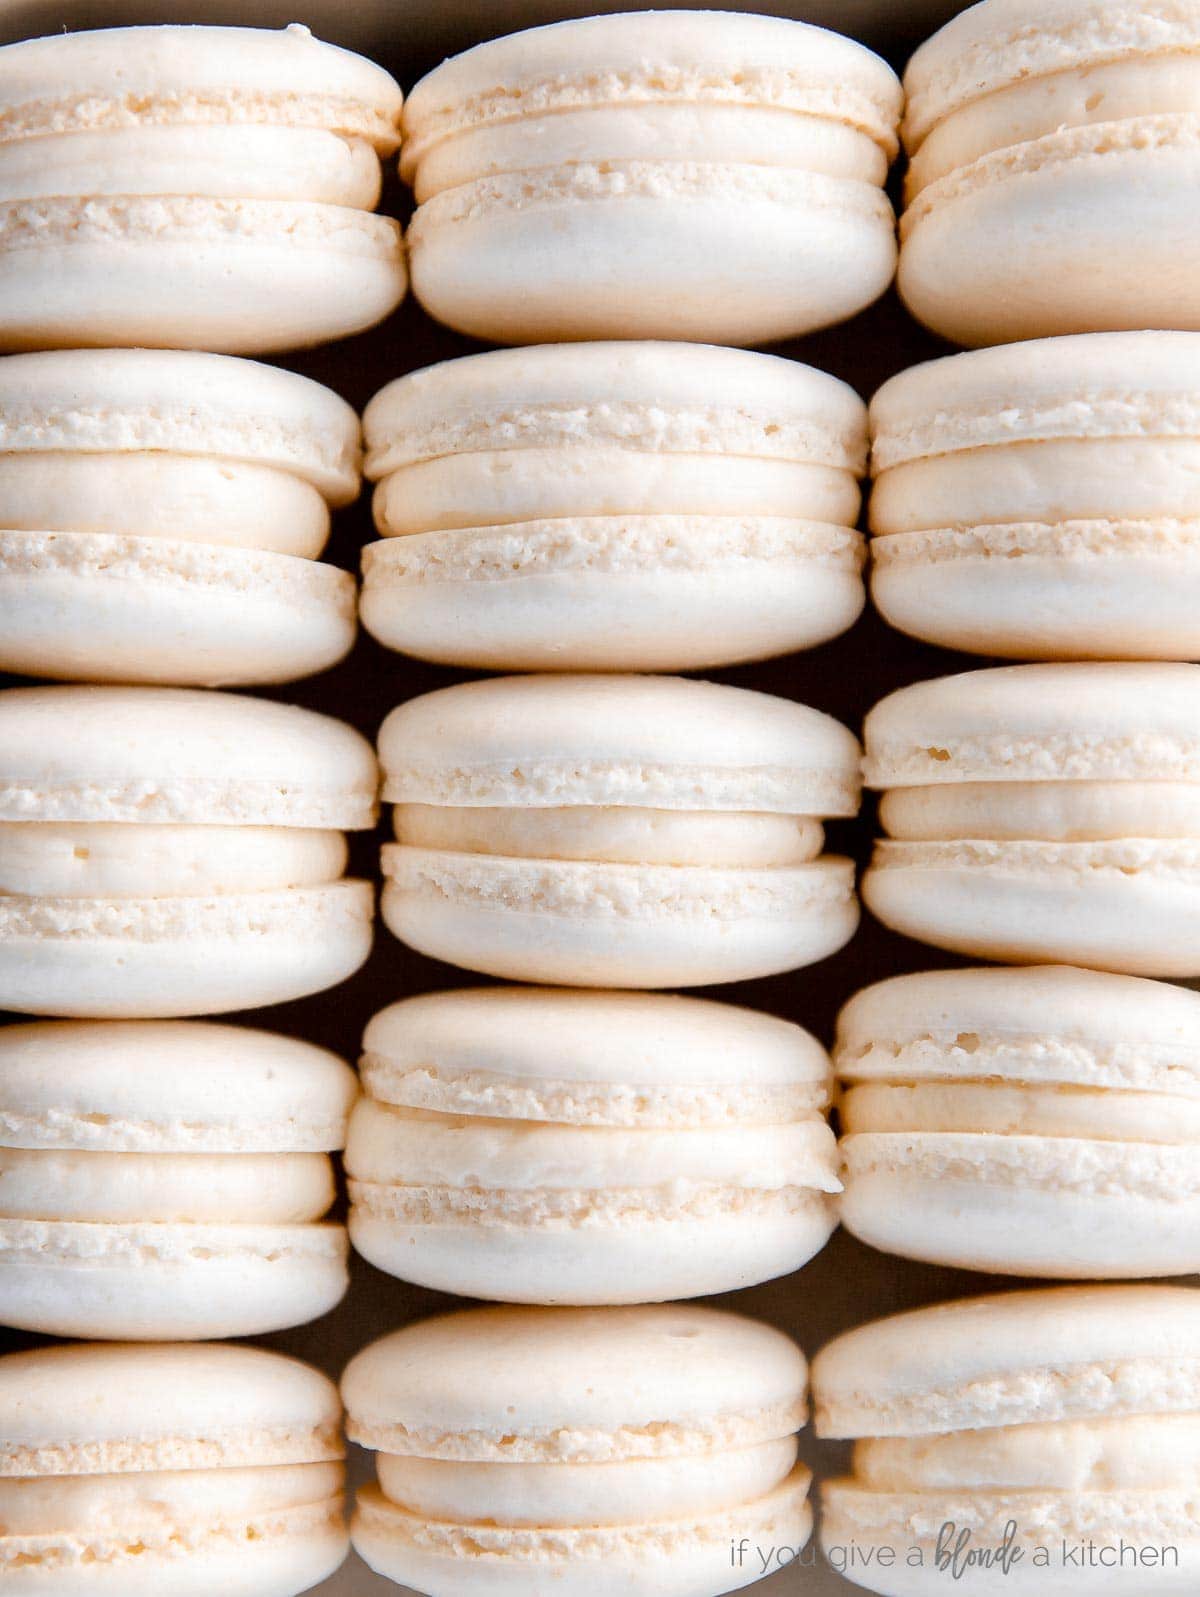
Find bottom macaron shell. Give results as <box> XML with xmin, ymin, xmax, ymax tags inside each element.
<box><xmin>862</xmin><ymin>843</ymin><xmax>1200</xmax><ymax>976</ymax></box>
<box><xmin>381</xmin><ymin>849</ymin><xmax>858</xmax><ymax>987</ymax></box>
<box><xmin>0</xmin><ymin>196</ymin><xmax>406</xmax><ymax>353</ymax></box>
<box><xmin>0</xmin><ymin>881</ymin><xmax>374</xmax><ymax>1016</ymax></box>
<box><xmin>361</xmin><ymin>519</ymin><xmax>864</xmax><ymax>671</ymax></box>
<box><xmin>1</xmin><ymin>1499</ymin><xmax>348</xmax><ymax>1597</ymax></box>
<box><xmin>821</xmin><ymin>1484</ymin><xmax>1200</xmax><ymax>1596</ymax></box>
<box><xmin>839</xmin><ymin>1136</ymin><xmax>1200</xmax><ymax>1279</ymax></box>
<box><xmin>352</xmin><ymin>1470</ymin><xmax>812</xmax><ymax>1597</ymax></box>
<box><xmin>347</xmin><ymin>1195</ymin><xmax>837</xmax><ymax>1304</ymax></box>
<box><xmin>0</xmin><ymin>1220</ymin><xmax>349</xmax><ymax>1338</ymax></box>
<box><xmin>869</xmin><ymin>524</ymin><xmax>1200</xmax><ymax>661</ymax></box>
<box><xmin>0</xmin><ymin>532</ymin><xmax>356</xmax><ymax>686</ymax></box>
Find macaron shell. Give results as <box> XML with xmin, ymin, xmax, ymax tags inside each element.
<box><xmin>381</xmin><ymin>848</ymin><xmax>858</xmax><ymax>988</ymax></box>
<box><xmin>0</xmin><ymin>532</ymin><xmax>356</xmax><ymax>686</ymax></box>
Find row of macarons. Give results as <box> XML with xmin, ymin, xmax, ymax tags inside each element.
<box><xmin>6</xmin><ymin>1</ymin><xmax>1189</xmax><ymax>356</ymax></box>
<box><xmin>8</xmin><ymin>328</ymin><xmax>1200</xmax><ymax>692</ymax></box>
<box><xmin>4</xmin><ymin>1285</ymin><xmax>1196</xmax><ymax>1597</ymax></box>
<box><xmin>1</xmin><ymin>962</ymin><xmax>1197</xmax><ymax>1345</ymax></box>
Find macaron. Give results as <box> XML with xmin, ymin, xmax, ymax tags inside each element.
<box><xmin>0</xmin><ymin>24</ymin><xmax>405</xmax><ymax>353</ymax></box>
<box><xmin>899</xmin><ymin>0</ymin><xmax>1200</xmax><ymax>345</ymax></box>
<box><xmin>378</xmin><ymin>673</ymin><xmax>861</xmax><ymax>987</ymax></box>
<box><xmin>869</xmin><ymin>333</ymin><xmax>1200</xmax><ymax>660</ymax></box>
<box><xmin>0</xmin><ymin>1341</ymin><xmax>348</xmax><ymax>1596</ymax></box>
<box><xmin>343</xmin><ymin>1304</ymin><xmax>813</xmax><ymax>1597</ymax></box>
<box><xmin>814</xmin><ymin>1285</ymin><xmax>1200</xmax><ymax>1596</ymax></box>
<box><xmin>346</xmin><ymin>986</ymin><xmax>839</xmax><ymax>1302</ymax></box>
<box><xmin>361</xmin><ymin>342</ymin><xmax>867</xmax><ymax>671</ymax></box>
<box><xmin>862</xmin><ymin>662</ymin><xmax>1200</xmax><ymax>975</ymax></box>
<box><xmin>0</xmin><ymin>1019</ymin><xmax>358</xmax><ymax>1338</ymax></box>
<box><xmin>0</xmin><ymin>349</ymin><xmax>360</xmax><ymax>686</ymax></box>
<box><xmin>0</xmin><ymin>685</ymin><xmax>376</xmax><ymax>1017</ymax></box>
<box><xmin>401</xmin><ymin>11</ymin><xmax>901</xmax><ymax>344</ymax></box>
<box><xmin>835</xmin><ymin>965</ymin><xmax>1200</xmax><ymax>1279</ymax></box>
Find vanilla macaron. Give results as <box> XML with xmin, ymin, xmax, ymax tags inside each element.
<box><xmin>0</xmin><ymin>24</ymin><xmax>406</xmax><ymax>352</ymax></box>
<box><xmin>814</xmin><ymin>1285</ymin><xmax>1200</xmax><ymax>1596</ymax></box>
<box><xmin>344</xmin><ymin>1305</ymin><xmax>812</xmax><ymax>1597</ymax></box>
<box><xmin>0</xmin><ymin>350</ymin><xmax>361</xmax><ymax>685</ymax></box>
<box><xmin>361</xmin><ymin>342</ymin><xmax>867</xmax><ymax>671</ymax></box>
<box><xmin>401</xmin><ymin>11</ymin><xmax>900</xmax><ymax>344</ymax></box>
<box><xmin>0</xmin><ymin>686</ymin><xmax>376</xmax><ymax>1016</ymax></box>
<box><xmin>346</xmin><ymin>986</ymin><xmax>839</xmax><ymax>1302</ymax></box>
<box><xmin>900</xmin><ymin>0</ymin><xmax>1200</xmax><ymax>344</ymax></box>
<box><xmin>0</xmin><ymin>1019</ymin><xmax>357</xmax><ymax>1338</ymax></box>
<box><xmin>0</xmin><ymin>1342</ymin><xmax>347</xmax><ymax>1596</ymax></box>
<box><xmin>870</xmin><ymin>333</ymin><xmax>1200</xmax><ymax>659</ymax></box>
<box><xmin>379</xmin><ymin>674</ymin><xmax>860</xmax><ymax>988</ymax></box>
<box><xmin>835</xmin><ymin>966</ymin><xmax>1200</xmax><ymax>1279</ymax></box>
<box><xmin>863</xmin><ymin>663</ymin><xmax>1200</xmax><ymax>975</ymax></box>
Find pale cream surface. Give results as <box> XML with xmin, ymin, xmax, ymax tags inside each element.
<box><xmin>841</xmin><ymin>1082</ymin><xmax>1200</xmax><ymax>1143</ymax></box>
<box><xmin>878</xmin><ymin>781</ymin><xmax>1200</xmax><ymax>841</ymax></box>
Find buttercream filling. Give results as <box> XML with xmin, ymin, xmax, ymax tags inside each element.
<box><xmin>840</xmin><ymin>1082</ymin><xmax>1200</xmax><ymax>1143</ymax></box>
<box><xmin>0</xmin><ymin>452</ymin><xmax>330</xmax><ymax>558</ymax></box>
<box><xmin>0</xmin><ymin>1148</ymin><xmax>334</xmax><ymax>1222</ymax></box>
<box><xmin>0</xmin><ymin>822</ymin><xmax>347</xmax><ymax>897</ymax></box>
<box><xmin>879</xmin><ymin>781</ymin><xmax>1200</xmax><ymax>842</ymax></box>
<box><xmin>375</xmin><ymin>1439</ymin><xmax>797</xmax><ymax>1529</ymax></box>
<box><xmin>392</xmin><ymin>805</ymin><xmax>823</xmax><ymax>867</ymax></box>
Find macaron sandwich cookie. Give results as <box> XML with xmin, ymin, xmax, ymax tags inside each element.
<box><xmin>0</xmin><ymin>24</ymin><xmax>406</xmax><ymax>352</ymax></box>
<box><xmin>0</xmin><ymin>350</ymin><xmax>361</xmax><ymax>686</ymax></box>
<box><xmin>400</xmin><ymin>10</ymin><xmax>901</xmax><ymax>344</ymax></box>
<box><xmin>835</xmin><ymin>965</ymin><xmax>1200</xmax><ymax>1279</ymax></box>
<box><xmin>863</xmin><ymin>662</ymin><xmax>1200</xmax><ymax>975</ymax></box>
<box><xmin>379</xmin><ymin>673</ymin><xmax>861</xmax><ymax>987</ymax></box>
<box><xmin>0</xmin><ymin>685</ymin><xmax>376</xmax><ymax>1016</ymax></box>
<box><xmin>0</xmin><ymin>1020</ymin><xmax>358</xmax><ymax>1338</ymax></box>
<box><xmin>869</xmin><ymin>333</ymin><xmax>1200</xmax><ymax>660</ymax></box>
<box><xmin>0</xmin><ymin>1341</ymin><xmax>348</xmax><ymax>1595</ymax></box>
<box><xmin>346</xmin><ymin>986</ymin><xmax>840</xmax><ymax>1302</ymax></box>
<box><xmin>899</xmin><ymin>0</ymin><xmax>1200</xmax><ymax>345</ymax></box>
<box><xmin>361</xmin><ymin>342</ymin><xmax>868</xmax><ymax>671</ymax></box>
<box><xmin>343</xmin><ymin>1304</ymin><xmax>813</xmax><ymax>1597</ymax></box>
<box><xmin>814</xmin><ymin>1285</ymin><xmax>1200</xmax><ymax>1596</ymax></box>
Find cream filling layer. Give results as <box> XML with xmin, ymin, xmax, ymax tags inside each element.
<box><xmin>878</xmin><ymin>782</ymin><xmax>1200</xmax><ymax>842</ymax></box>
<box><xmin>0</xmin><ymin>1149</ymin><xmax>334</xmax><ymax>1223</ymax></box>
<box><xmin>376</xmin><ymin>1438</ymin><xmax>798</xmax><ymax>1529</ymax></box>
<box><xmin>0</xmin><ymin>823</ymin><xmax>347</xmax><ymax>897</ymax></box>
<box><xmin>392</xmin><ymin>806</ymin><xmax>823</xmax><ymax>867</ymax></box>
<box><xmin>840</xmin><ymin>1082</ymin><xmax>1200</xmax><ymax>1143</ymax></box>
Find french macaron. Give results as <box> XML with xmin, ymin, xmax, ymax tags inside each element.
<box><xmin>378</xmin><ymin>673</ymin><xmax>861</xmax><ymax>988</ymax></box>
<box><xmin>346</xmin><ymin>986</ymin><xmax>839</xmax><ymax>1302</ymax></box>
<box><xmin>0</xmin><ymin>685</ymin><xmax>376</xmax><ymax>1017</ymax></box>
<box><xmin>343</xmin><ymin>1304</ymin><xmax>813</xmax><ymax>1597</ymax></box>
<box><xmin>360</xmin><ymin>342</ymin><xmax>867</xmax><ymax>671</ymax></box>
<box><xmin>0</xmin><ymin>350</ymin><xmax>360</xmax><ymax>686</ymax></box>
<box><xmin>869</xmin><ymin>333</ymin><xmax>1200</xmax><ymax>660</ymax></box>
<box><xmin>899</xmin><ymin>0</ymin><xmax>1200</xmax><ymax>345</ymax></box>
<box><xmin>0</xmin><ymin>24</ymin><xmax>406</xmax><ymax>352</ymax></box>
<box><xmin>0</xmin><ymin>1019</ymin><xmax>358</xmax><ymax>1338</ymax></box>
<box><xmin>814</xmin><ymin>1285</ymin><xmax>1200</xmax><ymax>1596</ymax></box>
<box><xmin>835</xmin><ymin>965</ymin><xmax>1200</xmax><ymax>1279</ymax></box>
<box><xmin>863</xmin><ymin>662</ymin><xmax>1200</xmax><ymax>976</ymax></box>
<box><xmin>401</xmin><ymin>11</ymin><xmax>901</xmax><ymax>344</ymax></box>
<box><xmin>0</xmin><ymin>1341</ymin><xmax>347</xmax><ymax>1596</ymax></box>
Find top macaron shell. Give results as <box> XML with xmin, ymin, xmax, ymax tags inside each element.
<box><xmin>868</xmin><ymin>332</ymin><xmax>1200</xmax><ymax>659</ymax></box>
<box><xmin>863</xmin><ymin>662</ymin><xmax>1200</xmax><ymax>976</ymax></box>
<box><xmin>400</xmin><ymin>10</ymin><xmax>901</xmax><ymax>344</ymax></box>
<box><xmin>898</xmin><ymin>0</ymin><xmax>1200</xmax><ymax>344</ymax></box>
<box><xmin>0</xmin><ymin>685</ymin><xmax>377</xmax><ymax>1017</ymax></box>
<box><xmin>0</xmin><ymin>24</ymin><xmax>406</xmax><ymax>353</ymax></box>
<box><xmin>378</xmin><ymin>673</ymin><xmax>861</xmax><ymax>988</ymax></box>
<box><xmin>360</xmin><ymin>342</ymin><xmax>868</xmax><ymax>672</ymax></box>
<box><xmin>0</xmin><ymin>348</ymin><xmax>363</xmax><ymax>687</ymax></box>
